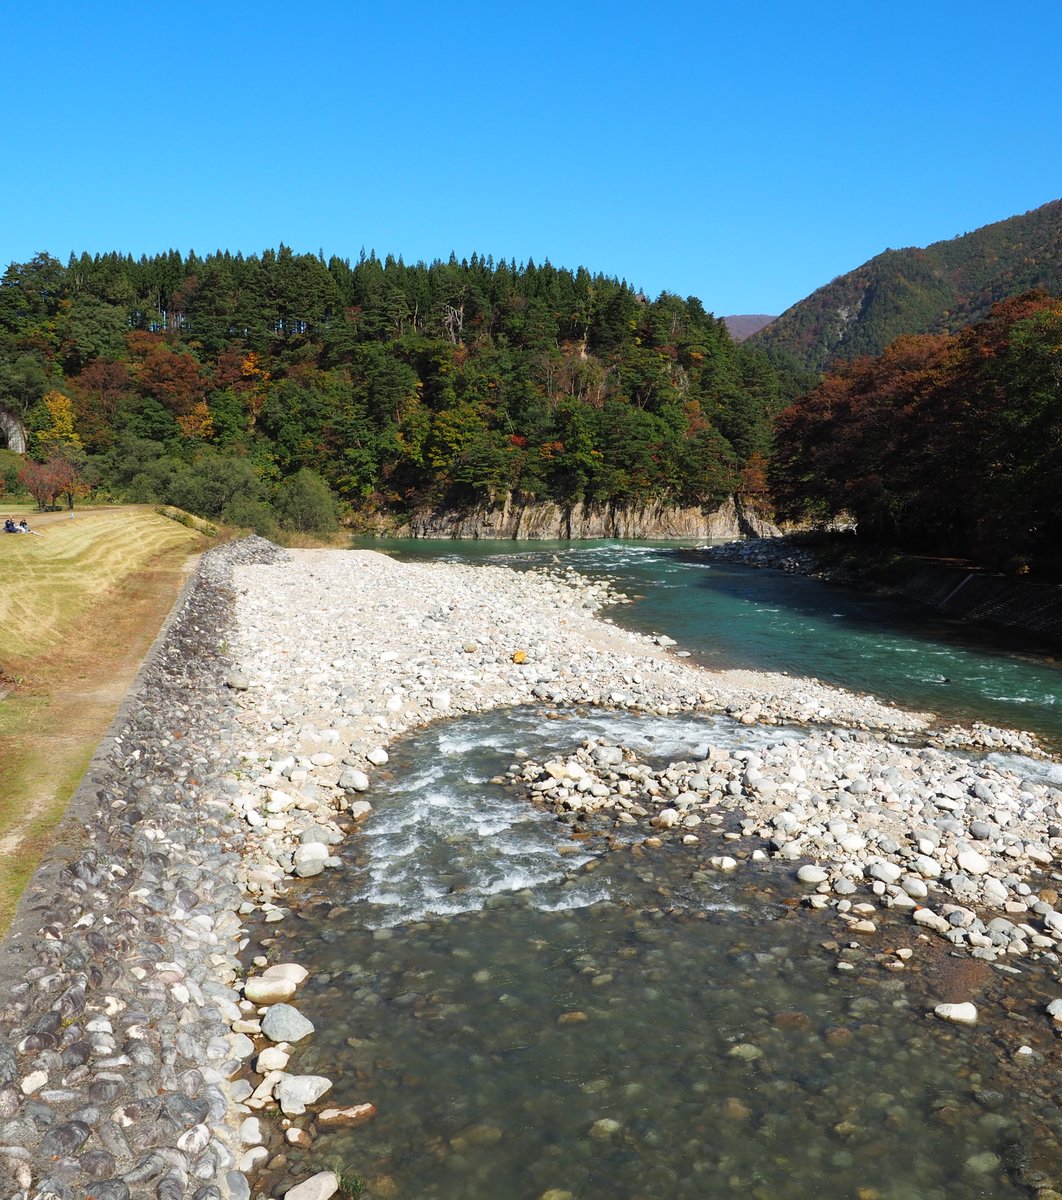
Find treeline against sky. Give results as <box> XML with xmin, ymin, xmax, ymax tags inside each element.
<box><xmin>0</xmin><ymin>248</ymin><xmax>783</xmax><ymax>530</ymax></box>
<box><xmin>771</xmin><ymin>292</ymin><xmax>1062</xmax><ymax>576</ymax></box>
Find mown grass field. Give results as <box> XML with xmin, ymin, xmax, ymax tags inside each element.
<box><xmin>0</xmin><ymin>505</ymin><xmax>205</xmax><ymax>932</ymax></box>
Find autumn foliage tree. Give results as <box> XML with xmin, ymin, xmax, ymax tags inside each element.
<box><xmin>36</xmin><ymin>390</ymin><xmax>84</xmax><ymax>457</ymax></box>
<box><xmin>48</xmin><ymin>450</ymin><xmax>90</xmax><ymax>510</ymax></box>
<box><xmin>17</xmin><ymin>454</ymin><xmax>87</xmax><ymax>510</ymax></box>
<box><xmin>771</xmin><ymin>292</ymin><xmax>1062</xmax><ymax>575</ymax></box>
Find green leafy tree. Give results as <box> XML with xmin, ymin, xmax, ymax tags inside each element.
<box><xmin>274</xmin><ymin>468</ymin><xmax>339</xmax><ymax>533</ymax></box>
<box><xmin>0</xmin><ymin>352</ymin><xmax>51</xmax><ymax>417</ymax></box>
<box><xmin>58</xmin><ymin>296</ymin><xmax>129</xmax><ymax>374</ymax></box>
<box><xmin>168</xmin><ymin>449</ymin><xmax>265</xmax><ymax>519</ymax></box>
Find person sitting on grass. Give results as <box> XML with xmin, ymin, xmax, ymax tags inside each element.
<box><xmin>3</xmin><ymin>518</ymin><xmax>17</xmax><ymax>533</ymax></box>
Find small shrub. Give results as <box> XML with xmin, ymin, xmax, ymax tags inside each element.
<box><xmin>155</xmin><ymin>505</ymin><xmax>218</xmax><ymax>536</ymax></box>
<box><xmin>223</xmin><ymin>496</ymin><xmax>278</xmax><ymax>539</ymax></box>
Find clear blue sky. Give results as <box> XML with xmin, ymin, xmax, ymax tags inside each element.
<box><xmin>3</xmin><ymin>0</ymin><xmax>1059</xmax><ymax>316</ymax></box>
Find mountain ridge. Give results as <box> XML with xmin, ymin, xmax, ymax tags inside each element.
<box><xmin>749</xmin><ymin>198</ymin><xmax>1062</xmax><ymax>373</ymax></box>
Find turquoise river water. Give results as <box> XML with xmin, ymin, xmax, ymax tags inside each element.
<box><xmin>359</xmin><ymin>538</ymin><xmax>1062</xmax><ymax>747</ymax></box>
<box><xmin>249</xmin><ymin>541</ymin><xmax>1062</xmax><ymax>1200</ymax></box>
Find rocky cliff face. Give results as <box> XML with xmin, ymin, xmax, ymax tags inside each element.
<box><xmin>397</xmin><ymin>496</ymin><xmax>780</xmax><ymax>540</ymax></box>
<box><xmin>0</xmin><ymin>407</ymin><xmax>26</xmax><ymax>453</ymax></box>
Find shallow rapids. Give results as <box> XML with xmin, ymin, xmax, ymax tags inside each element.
<box><xmin>250</xmin><ymin>709</ymin><xmax>1062</xmax><ymax>1200</ymax></box>
<box><xmin>344</xmin><ymin>709</ymin><xmax>795</xmax><ymax>927</ymax></box>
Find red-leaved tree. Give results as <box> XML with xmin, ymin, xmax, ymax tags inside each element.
<box><xmin>18</xmin><ymin>458</ymin><xmax>62</xmax><ymax>510</ymax></box>
<box><xmin>18</xmin><ymin>453</ymin><xmax>88</xmax><ymax>511</ymax></box>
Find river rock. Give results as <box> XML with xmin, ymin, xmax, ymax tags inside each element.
<box><xmin>284</xmin><ymin>1172</ymin><xmax>340</xmax><ymax>1200</ymax></box>
<box><xmin>982</xmin><ymin>876</ymin><xmax>1008</xmax><ymax>905</ymax></box>
<box><xmin>317</xmin><ymin>1103</ymin><xmax>377</xmax><ymax>1125</ymax></box>
<box><xmin>300</xmin><ymin>824</ymin><xmax>342</xmax><ymax>846</ymax></box>
<box><xmin>239</xmin><ymin>1117</ymin><xmax>265</xmax><ymax>1145</ymax></box>
<box><xmin>260</xmin><ymin>1004</ymin><xmax>315</xmax><ymax>1043</ymax></box>
<box><xmin>244</xmin><ymin>977</ymin><xmax>298</xmax><ymax>1005</ymax></box>
<box><xmin>256</xmin><ymin>1045</ymin><xmax>291</xmax><ymax>1072</ymax></box>
<box><xmin>934</xmin><ymin>1002</ymin><xmax>978</xmax><ymax>1025</ymax></box>
<box><xmin>867</xmin><ymin>861</ymin><xmax>902</xmax><ymax>885</ymax></box>
<box><xmin>797</xmin><ymin>865</ymin><xmax>829</xmax><ymax>884</ymax></box>
<box><xmin>262</xmin><ymin>963</ymin><xmax>309</xmax><ymax>984</ymax></box>
<box><xmin>291</xmin><ymin>840</ymin><xmax>328</xmax><ymax>878</ymax></box>
<box><xmin>957</xmin><ymin>849</ymin><xmax>991</xmax><ymax>875</ymax></box>
<box><xmin>913</xmin><ymin>908</ymin><xmax>951</xmax><ymax>934</ymax></box>
<box><xmin>277</xmin><ymin>1074</ymin><xmax>333</xmax><ymax>1115</ymax></box>
<box><xmin>339</xmin><ymin>768</ymin><xmax>370</xmax><ymax>792</ymax></box>
<box><xmin>913</xmin><ymin>855</ymin><xmax>943</xmax><ymax>878</ymax></box>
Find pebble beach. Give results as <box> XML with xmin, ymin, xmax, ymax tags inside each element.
<box><xmin>0</xmin><ymin>538</ymin><xmax>1060</xmax><ymax>1200</ymax></box>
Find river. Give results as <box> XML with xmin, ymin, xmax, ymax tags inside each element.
<box><xmin>357</xmin><ymin>538</ymin><xmax>1062</xmax><ymax>746</ymax></box>
<box><xmin>248</xmin><ymin>540</ymin><xmax>1062</xmax><ymax>1200</ymax></box>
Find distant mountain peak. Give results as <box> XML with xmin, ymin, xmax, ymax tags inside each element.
<box><xmin>723</xmin><ymin>314</ymin><xmax>776</xmax><ymax>341</ymax></box>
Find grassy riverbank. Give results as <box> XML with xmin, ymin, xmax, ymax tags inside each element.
<box><xmin>0</xmin><ymin>505</ymin><xmax>205</xmax><ymax>931</ymax></box>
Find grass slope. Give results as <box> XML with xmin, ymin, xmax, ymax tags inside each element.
<box><xmin>0</xmin><ymin>506</ymin><xmax>204</xmax><ymax>932</ymax></box>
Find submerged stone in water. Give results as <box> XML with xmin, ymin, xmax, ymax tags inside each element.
<box><xmin>729</xmin><ymin>1043</ymin><xmax>763</xmax><ymax>1060</ymax></box>
<box><xmin>934</xmin><ymin>1002</ymin><xmax>978</xmax><ymax>1025</ymax></box>
<box><xmin>318</xmin><ymin>1103</ymin><xmax>377</xmax><ymax>1126</ymax></box>
<box><xmin>283</xmin><ymin>1172</ymin><xmax>339</xmax><ymax>1200</ymax></box>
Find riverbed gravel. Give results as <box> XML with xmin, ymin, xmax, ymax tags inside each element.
<box><xmin>1</xmin><ymin>539</ymin><xmax>1059</xmax><ymax>1200</ymax></box>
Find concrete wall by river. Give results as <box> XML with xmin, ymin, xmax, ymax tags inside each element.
<box><xmin>898</xmin><ymin>564</ymin><xmax>1062</xmax><ymax>647</ymax></box>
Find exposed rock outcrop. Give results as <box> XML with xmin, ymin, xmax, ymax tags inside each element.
<box><xmin>0</xmin><ymin>407</ymin><xmax>26</xmax><ymax>454</ymax></box>
<box><xmin>398</xmin><ymin>495</ymin><xmax>780</xmax><ymax>540</ymax></box>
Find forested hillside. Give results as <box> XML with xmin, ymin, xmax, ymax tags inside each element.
<box><xmin>751</xmin><ymin>199</ymin><xmax>1062</xmax><ymax>374</ymax></box>
<box><xmin>770</xmin><ymin>291</ymin><xmax>1062</xmax><ymax>577</ymax></box>
<box><xmin>0</xmin><ymin>248</ymin><xmax>782</xmax><ymax>532</ymax></box>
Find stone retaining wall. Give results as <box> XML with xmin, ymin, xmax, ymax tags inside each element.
<box><xmin>0</xmin><ymin>538</ymin><xmax>285</xmax><ymax>1200</ymax></box>
<box><xmin>898</xmin><ymin>565</ymin><xmax>1062</xmax><ymax>645</ymax></box>
<box><xmin>703</xmin><ymin>538</ymin><xmax>1062</xmax><ymax>649</ymax></box>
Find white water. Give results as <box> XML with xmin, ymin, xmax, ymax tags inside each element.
<box><xmin>349</xmin><ymin>708</ymin><xmax>801</xmax><ymax>927</ymax></box>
